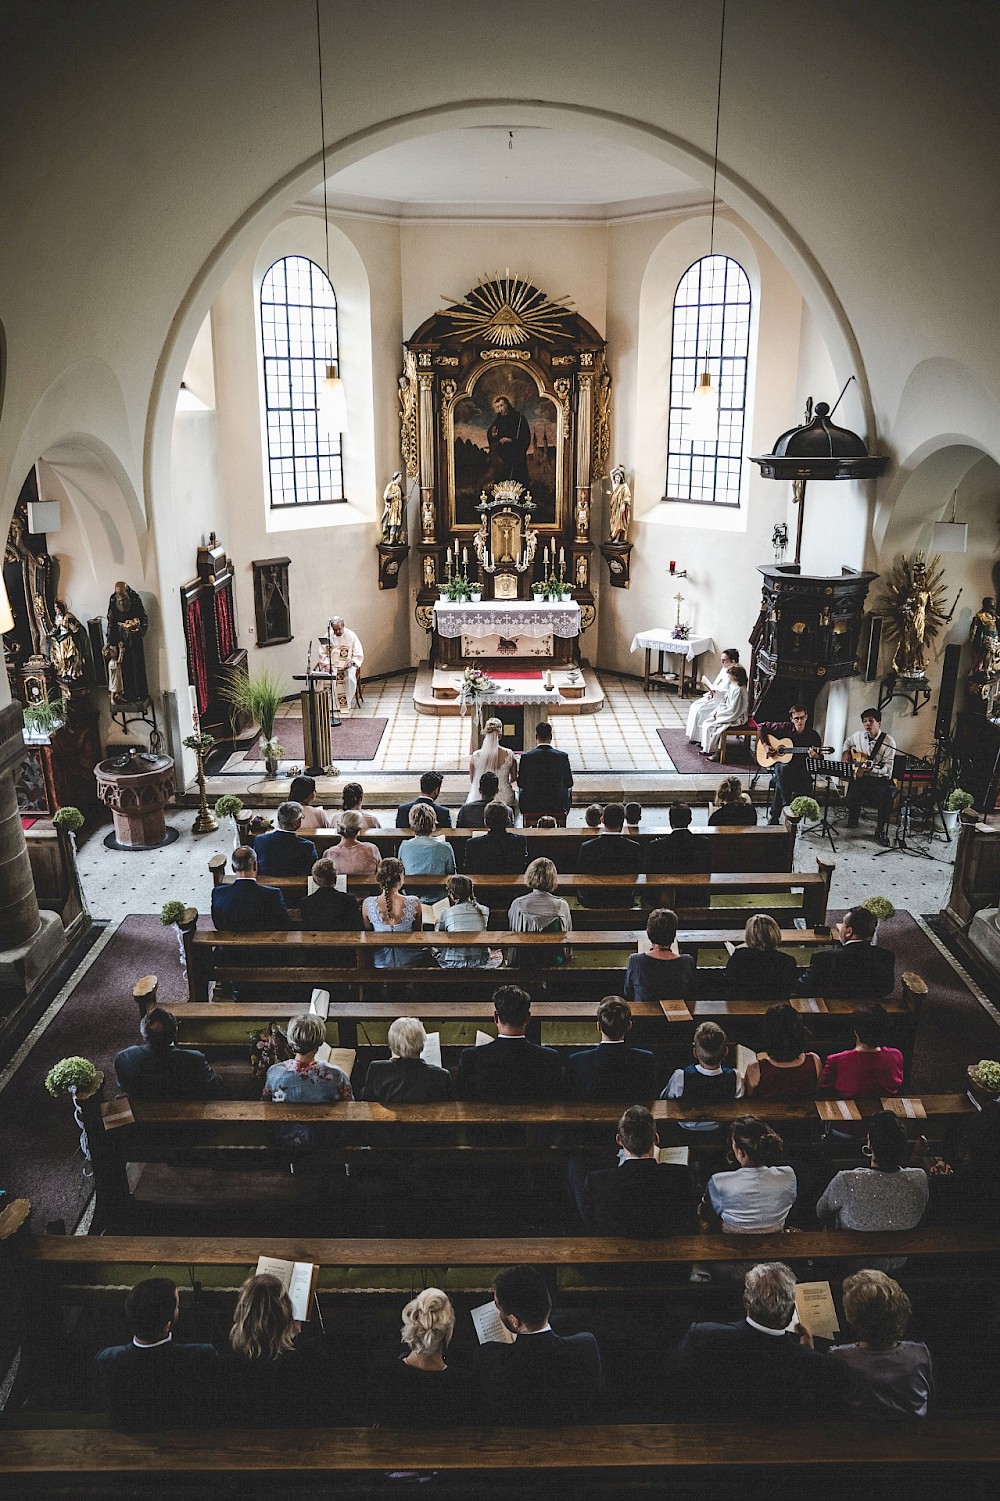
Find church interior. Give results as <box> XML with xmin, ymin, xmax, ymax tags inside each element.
<box><xmin>1</xmin><ymin>1</ymin><xmax>1000</xmax><ymax>1494</ymax></box>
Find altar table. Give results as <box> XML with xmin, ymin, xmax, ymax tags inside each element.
<box><xmin>433</xmin><ymin>600</ymin><xmax>581</xmax><ymax>667</ymax></box>
<box><xmin>629</xmin><ymin>629</ymin><xmax>713</xmax><ymax>698</ymax></box>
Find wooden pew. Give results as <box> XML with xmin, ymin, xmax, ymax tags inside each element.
<box><xmin>185</xmin><ymin>919</ymin><xmax>834</xmax><ymax>1003</ymax></box>
<box><xmin>3</xmin><ymin>1420</ymin><xmax>998</xmax><ymax>1477</ymax></box>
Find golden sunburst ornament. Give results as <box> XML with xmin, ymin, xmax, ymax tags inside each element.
<box><xmin>439</xmin><ymin>271</ymin><xmax>575</xmax><ymax>346</ymax></box>
<box><xmin>877</xmin><ymin>551</ymin><xmax>950</xmax><ymax>678</ymax></box>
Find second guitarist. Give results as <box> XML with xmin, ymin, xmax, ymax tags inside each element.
<box><xmin>758</xmin><ymin>705</ymin><xmax>823</xmax><ymax>825</ymax></box>
<box><xmin>842</xmin><ymin>707</ymin><xmax>897</xmax><ymax>847</ymax></box>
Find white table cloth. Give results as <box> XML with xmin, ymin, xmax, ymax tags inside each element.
<box><xmin>629</xmin><ymin>629</ymin><xmax>713</xmax><ymax>660</ymax></box>
<box><xmin>434</xmin><ymin>600</ymin><xmax>581</xmax><ymax>640</ymax></box>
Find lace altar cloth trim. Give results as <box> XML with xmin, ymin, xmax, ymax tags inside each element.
<box><xmin>434</xmin><ymin>601</ymin><xmax>582</xmax><ymax>640</ymax></box>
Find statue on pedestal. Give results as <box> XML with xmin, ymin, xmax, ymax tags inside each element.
<box><xmin>47</xmin><ymin>601</ymin><xmax>90</xmax><ymax>693</ymax></box>
<box><xmin>380</xmin><ymin>472</ymin><xmax>404</xmax><ymax>545</ymax></box>
<box><xmin>106</xmin><ymin>581</ymin><xmax>149</xmax><ymax>702</ymax></box>
<box><xmin>878</xmin><ymin>552</ymin><xmax>947</xmax><ymax>681</ymax></box>
<box><xmin>969</xmin><ymin>596</ymin><xmax>1000</xmax><ymax>708</ymax></box>
<box><xmin>608</xmin><ymin>465</ymin><xmax>632</xmax><ymax>543</ymax></box>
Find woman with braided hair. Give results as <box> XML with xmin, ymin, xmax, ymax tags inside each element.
<box><xmin>361</xmin><ymin>857</ymin><xmax>424</xmax><ymax>968</ymax></box>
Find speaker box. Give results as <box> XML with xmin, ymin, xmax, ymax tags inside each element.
<box><xmin>935</xmin><ymin>643</ymin><xmax>962</xmax><ymax>739</ymax></box>
<box><xmin>860</xmin><ymin>614</ymin><xmax>885</xmax><ymax>681</ymax></box>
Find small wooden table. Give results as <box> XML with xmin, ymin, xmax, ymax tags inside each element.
<box><xmin>630</xmin><ymin>629</ymin><xmax>713</xmax><ymax>698</ymax></box>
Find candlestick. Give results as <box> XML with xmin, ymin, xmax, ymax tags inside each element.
<box><xmin>544</xmin><ymin>545</ymin><xmax>549</xmax><ymax>572</ymax></box>
<box><xmin>462</xmin><ymin>546</ymin><xmax>468</xmax><ymax>573</ymax></box>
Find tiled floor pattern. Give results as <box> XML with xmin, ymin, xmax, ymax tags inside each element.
<box><xmin>223</xmin><ymin>670</ymin><xmax>690</xmax><ymax>777</ymax></box>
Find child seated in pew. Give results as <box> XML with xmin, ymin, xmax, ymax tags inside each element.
<box><xmin>434</xmin><ymin>874</ymin><xmax>502</xmax><ymax>968</ymax></box>
<box><xmin>624</xmin><ymin>800</ymin><xmax>642</xmax><ymax>831</ymax></box>
<box><xmin>289</xmin><ymin>774</ymin><xmax>331</xmax><ymax>831</ymax></box>
<box><xmin>584</xmin><ymin>803</ymin><xmax>604</xmax><ymax>829</ymax></box>
<box><xmin>661</xmin><ymin>1020</ymin><xmax>742</xmax><ymax>1133</ymax></box>
<box><xmin>623</xmin><ymin>909</ymin><xmax>697</xmax><ymax>1003</ymax></box>
<box><xmin>535</xmin><ymin>814</ymin><xmax>559</xmax><ymax>828</ymax></box>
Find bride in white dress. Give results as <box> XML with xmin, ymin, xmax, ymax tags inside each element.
<box><xmin>466</xmin><ymin>717</ymin><xmax>518</xmax><ymax>809</ymax></box>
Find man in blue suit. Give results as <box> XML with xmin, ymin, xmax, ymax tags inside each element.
<box><xmin>566</xmin><ymin>996</ymin><xmax>657</xmax><ymax>1101</ymax></box>
<box><xmin>115</xmin><ymin>1007</ymin><xmax>222</xmax><ymax>1100</ymax></box>
<box><xmin>516</xmin><ymin>721</ymin><xmax>574</xmax><ymax>826</ymax></box>
<box><xmin>476</xmin><ymin>1264</ymin><xmax>601</xmax><ymax>1425</ymax></box>
<box><xmin>253</xmin><ymin>801</ymin><xmax>318</xmax><ymax>877</ymax></box>
<box><xmin>458</xmin><ymin>985</ymin><xmax>562</xmax><ymax>1102</ymax></box>
<box><xmin>95</xmin><ymin>1277</ymin><xmax>217</xmax><ymax>1431</ymax></box>
<box><xmin>210</xmin><ymin>845</ymin><xmax>290</xmax><ymax>932</ymax></box>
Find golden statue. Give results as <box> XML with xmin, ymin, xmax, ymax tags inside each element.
<box><xmin>48</xmin><ymin>601</ymin><xmax>89</xmax><ymax>684</ymax></box>
<box><xmin>878</xmin><ymin>552</ymin><xmax>948</xmax><ymax>679</ymax></box>
<box><xmin>380</xmin><ymin>471</ymin><xmax>404</xmax><ymax>544</ymax></box>
<box><xmin>608</xmin><ymin>464</ymin><xmax>631</xmax><ymax>543</ymax></box>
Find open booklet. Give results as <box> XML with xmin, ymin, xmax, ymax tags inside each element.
<box><xmin>421</xmin><ymin>897</ymin><xmax>450</xmax><ymax>927</ymax></box>
<box><xmin>309</xmin><ymin>989</ymin><xmax>330</xmax><ymax>1020</ymax></box>
<box><xmin>636</xmin><ymin>931</ymin><xmax>681</xmax><ymax>956</ymax></box>
<box><xmin>314</xmin><ymin>1045</ymin><xmax>356</xmax><ymax>1077</ymax></box>
<box><xmin>421</xmin><ymin>1031</ymin><xmax>442</xmax><ymax>1068</ymax></box>
<box><xmin>255</xmin><ymin>1256</ymin><xmax>318</xmax><ymax>1322</ymax></box>
<box><xmin>794</xmin><ymin>1280</ymin><xmax>840</xmax><ymax>1341</ymax></box>
<box><xmin>471</xmin><ymin>1300</ymin><xmax>516</xmax><ymax>1345</ymax></box>
<box><xmin>733</xmin><ymin>1043</ymin><xmax>758</xmax><ymax>1086</ymax></box>
<box><xmin>655</xmin><ymin>1145</ymin><xmax>690</xmax><ymax>1166</ymax></box>
<box><xmin>307</xmin><ymin>874</ymin><xmax>348</xmax><ymax>895</ymax></box>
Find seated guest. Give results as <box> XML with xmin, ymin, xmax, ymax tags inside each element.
<box><xmin>115</xmin><ymin>1006</ymin><xmax>222</xmax><ymax>1099</ymax></box>
<box><xmin>685</xmin><ymin>648</ymin><xmax>741</xmax><ymax>743</ymax></box>
<box><xmin>396</xmin><ymin>770</ymin><xmax>452</xmax><ymax>829</ymax></box>
<box><xmin>832</xmin><ymin>1270</ymin><xmax>934</xmax><ymax>1419</ymax></box>
<box><xmin>254</xmin><ymin>801</ymin><xmax>319</xmax><ymax>877</ymax></box>
<box><xmin>369</xmin><ymin>1288</ymin><xmax>478</xmax><ymax>1427</ymax></box>
<box><xmin>699</xmin><ymin>662</ymin><xmax>749</xmax><ymax>760</ymax></box>
<box><xmin>708</xmin><ymin>774</ymin><xmax>758</xmax><ymax>826</ymax></box>
<box><xmin>624</xmin><ymin>909</ymin><xmax>696</xmax><ymax>1002</ymax></box>
<box><xmin>262</xmin><ymin>1012</ymin><xmax>353</xmax><ymax>1148</ymax></box>
<box><xmin>458</xmin><ymin>985</ymin><xmax>562</xmax><ymax>1103</ymax></box>
<box><xmin>817</xmin><ymin>1110</ymin><xmax>929</xmax><ymax>1233</ymax></box>
<box><xmin>434</xmin><ymin>873</ymin><xmax>496</xmax><ymax>968</ymax></box>
<box><xmin>577</xmin><ymin>802</ymin><xmax>641</xmax><ymax>907</ymax></box>
<box><xmin>211</xmin><ymin>845</ymin><xmax>289</xmax><ymax>932</ymax></box>
<box><xmin>743</xmin><ymin>1002</ymin><xmax>821</xmax><ymax>1098</ymax></box>
<box><xmin>724</xmin><ymin>914</ymin><xmax>798</xmax><ymax>1001</ymax></box>
<box><xmin>566</xmin><ymin>995</ymin><xmax>657</xmax><ymax>1101</ymax></box>
<box><xmin>95</xmin><ymin>1277</ymin><xmax>217</xmax><ymax>1431</ymax></box>
<box><xmin>361</xmin><ymin>857</ymin><xmax>425</xmax><ymax>968</ymax></box>
<box><xmin>535</xmin><ymin>814</ymin><xmax>558</xmax><ymax>827</ymax></box>
<box><xmin>820</xmin><ymin>1003</ymin><xmax>904</xmax><ymax>1095</ymax></box>
<box><xmin>299</xmin><ymin>858</ymin><xmax>361</xmax><ymax>931</ymax></box>
<box><xmin>342</xmin><ymin>780</ymin><xmax>380</xmax><ymax>832</ymax></box>
<box><xmin>326</xmin><ymin>809</ymin><xmax>380</xmax><ymax>876</ymax></box>
<box><xmin>463</xmin><ymin>799</ymin><xmax>530</xmax><ymax>875</ymax></box>
<box><xmin>700</xmin><ymin>1117</ymin><xmax>797</xmax><ymax>1232</ymax></box>
<box><xmin>584</xmin><ymin>802</ymin><xmax>604</xmax><ymax>829</ymax></box>
<box><xmin>400</xmin><ymin>802</ymin><xmax>457</xmax><ymax>899</ymax></box>
<box><xmin>289</xmin><ymin>774</ymin><xmax>330</xmax><ymax>831</ymax></box>
<box><xmin>516</xmin><ymin>720</ymin><xmax>573</xmax><ymax>826</ymax></box>
<box><xmin>476</xmin><ymin>1264</ymin><xmax>601</xmax><ymax>1424</ymax></box>
<box><xmin>668</xmin><ymin>1261</ymin><xmax>857</xmax><ymax>1418</ymax></box>
<box><xmin>507</xmin><ymin>857</ymin><xmax>572</xmax><ymax>935</ymax></box>
<box><xmin>661</xmin><ymin>1020</ymin><xmax>740</xmax><ymax>1132</ymax></box>
<box><xmin>796</xmin><ymin>905</ymin><xmax>895</xmax><ymax>998</ymax></box>
<box><xmin>577</xmin><ymin>1105</ymin><xmax>699</xmax><ymax>1236</ymax></box>
<box><xmin>624</xmin><ymin>800</ymin><xmax>642</xmax><ymax>831</ymax></box>
<box><xmin>218</xmin><ymin>1273</ymin><xmax>332</xmax><ymax>1425</ymax></box>
<box><xmin>362</xmin><ymin>1016</ymin><xmax>455</xmax><ymax>1104</ymax></box>
<box><xmin>457</xmin><ymin>770</ymin><xmax>513</xmax><ymax>829</ymax></box>
<box><xmin>646</xmin><ymin>802</ymin><xmax>704</xmax><ymax>873</ymax></box>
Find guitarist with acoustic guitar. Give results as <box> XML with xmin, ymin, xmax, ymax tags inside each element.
<box><xmin>841</xmin><ymin>707</ymin><xmax>897</xmax><ymax>848</ymax></box>
<box><xmin>756</xmin><ymin>705</ymin><xmax>823</xmax><ymax>825</ymax></box>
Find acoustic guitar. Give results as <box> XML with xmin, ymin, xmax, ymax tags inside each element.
<box><xmin>755</xmin><ymin>734</ymin><xmax>833</xmax><ymax>769</ymax></box>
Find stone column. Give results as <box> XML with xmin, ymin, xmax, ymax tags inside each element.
<box><xmin>0</xmin><ymin>701</ymin><xmax>66</xmax><ymax>1004</ymax></box>
<box><xmin>0</xmin><ymin>702</ymin><xmax>40</xmax><ymax>945</ymax></box>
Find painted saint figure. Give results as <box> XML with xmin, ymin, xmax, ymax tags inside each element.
<box><xmin>106</xmin><ymin>581</ymin><xmax>148</xmax><ymax>702</ymax></box>
<box><xmin>481</xmin><ymin>396</ymin><xmax>530</xmax><ymax>489</ymax></box>
<box><xmin>970</xmin><ymin>596</ymin><xmax>1000</xmax><ymax>703</ymax></box>
<box><xmin>47</xmin><ymin>600</ymin><xmax>89</xmax><ymax>686</ymax></box>
<box><xmin>893</xmin><ymin>559</ymin><xmax>931</xmax><ymax>677</ymax></box>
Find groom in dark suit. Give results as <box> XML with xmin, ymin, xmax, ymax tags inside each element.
<box><xmin>516</xmin><ymin>721</ymin><xmax>574</xmax><ymax>826</ymax></box>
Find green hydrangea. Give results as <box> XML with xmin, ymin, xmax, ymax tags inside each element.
<box><xmin>862</xmin><ymin>896</ymin><xmax>896</xmax><ymax>922</ymax></box>
<box><xmin>789</xmin><ymin>796</ymin><xmax>821</xmax><ymax>822</ymax></box>
<box><xmin>214</xmin><ymin>795</ymin><xmax>244</xmax><ymax>820</ymax></box>
<box><xmin>160</xmin><ymin>901</ymin><xmax>187</xmax><ymax>926</ymax></box>
<box><xmin>974</xmin><ymin>1059</ymin><xmax>1000</xmax><ymax>1093</ymax></box>
<box><xmin>45</xmin><ymin>1056</ymin><xmax>98</xmax><ymax>1097</ymax></box>
<box><xmin>52</xmin><ymin>806</ymin><xmax>84</xmax><ymax>832</ymax></box>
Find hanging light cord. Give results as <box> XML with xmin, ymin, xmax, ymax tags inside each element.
<box><xmin>315</xmin><ymin>0</ymin><xmax>332</xmax><ymax>296</ymax></box>
<box><xmin>708</xmin><ymin>0</ymin><xmax>727</xmax><ymax>258</ymax></box>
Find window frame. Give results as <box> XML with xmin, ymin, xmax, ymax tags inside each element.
<box><xmin>663</xmin><ymin>254</ymin><xmax>751</xmax><ymax>509</ymax></box>
<box><xmin>260</xmin><ymin>254</ymin><xmax>345</xmax><ymax>510</ymax></box>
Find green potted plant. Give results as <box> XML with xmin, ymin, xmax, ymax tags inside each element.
<box><xmin>968</xmin><ymin>1057</ymin><xmax>1000</xmax><ymax>1104</ymax></box>
<box><xmin>861</xmin><ymin>894</ymin><xmax>895</xmax><ymax>942</ymax></box>
<box><xmin>161</xmin><ymin>898</ymin><xmax>197</xmax><ymax>971</ymax></box>
<box><xmin>214</xmin><ymin>793</ymin><xmax>246</xmax><ymax>843</ymax></box>
<box><xmin>943</xmin><ymin>788</ymin><xmax>975</xmax><ymax>834</ymax></box>
<box><xmin>788</xmin><ymin>794</ymin><xmax>821</xmax><ymax>826</ymax></box>
<box><xmin>23</xmin><ymin>694</ymin><xmax>64</xmax><ymax>740</ymax></box>
<box><xmin>220</xmin><ymin>668</ymin><xmax>287</xmax><ymax>748</ymax></box>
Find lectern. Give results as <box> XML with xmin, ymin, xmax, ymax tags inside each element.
<box><xmin>293</xmin><ymin>673</ymin><xmax>336</xmax><ymax>777</ymax></box>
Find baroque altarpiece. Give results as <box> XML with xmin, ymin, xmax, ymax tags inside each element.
<box><xmin>396</xmin><ymin>274</ymin><xmax>611</xmax><ymax>664</ymax></box>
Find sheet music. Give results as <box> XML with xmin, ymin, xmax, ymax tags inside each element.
<box><xmin>471</xmin><ymin>1300</ymin><xmax>515</xmax><ymax>1345</ymax></box>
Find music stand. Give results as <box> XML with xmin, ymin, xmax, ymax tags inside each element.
<box><xmin>874</xmin><ymin>753</ymin><xmax>938</xmax><ymax>862</ymax></box>
<box><xmin>803</xmin><ymin>756</ymin><xmax>845</xmax><ymax>854</ymax></box>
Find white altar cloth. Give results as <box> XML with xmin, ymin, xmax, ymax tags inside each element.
<box><xmin>434</xmin><ymin>600</ymin><xmax>581</xmax><ymax>639</ymax></box>
<box><xmin>629</xmin><ymin>629</ymin><xmax>713</xmax><ymax>660</ymax></box>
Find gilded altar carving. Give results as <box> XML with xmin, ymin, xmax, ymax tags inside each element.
<box><xmin>398</xmin><ymin>351</ymin><xmax>418</xmax><ymax>477</ymax></box>
<box><xmin>593</xmin><ymin>365</ymin><xmax>612</xmax><ymax>480</ymax></box>
<box><xmin>553</xmin><ymin>377</ymin><xmax>572</xmax><ymax>440</ymax></box>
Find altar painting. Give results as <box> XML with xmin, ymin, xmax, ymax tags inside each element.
<box><xmin>450</xmin><ymin>364</ymin><xmax>560</xmax><ymax>528</ymax></box>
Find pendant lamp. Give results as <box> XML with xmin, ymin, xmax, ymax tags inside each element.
<box><xmin>314</xmin><ymin>0</ymin><xmax>347</xmax><ymax>439</ymax></box>
<box><xmin>688</xmin><ymin>0</ymin><xmax>728</xmax><ymax>443</ymax></box>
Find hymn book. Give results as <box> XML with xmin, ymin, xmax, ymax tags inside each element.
<box><xmin>421</xmin><ymin>897</ymin><xmax>450</xmax><ymax>927</ymax></box>
<box><xmin>314</xmin><ymin>1045</ymin><xmax>356</xmax><ymax>1077</ymax></box>
<box><xmin>471</xmin><ymin>1301</ymin><xmax>516</xmax><ymax>1345</ymax></box>
<box><xmin>309</xmin><ymin>989</ymin><xmax>331</xmax><ymax>1019</ymax></box>
<box><xmin>794</xmin><ymin>1281</ymin><xmax>840</xmax><ymax>1341</ymax></box>
<box><xmin>655</xmin><ymin>1145</ymin><xmax>690</xmax><ymax>1166</ymax></box>
<box><xmin>421</xmin><ymin>1031</ymin><xmax>442</xmax><ymax>1068</ymax></box>
<box><xmin>254</xmin><ymin>1256</ymin><xmax>319</xmax><ymax>1322</ymax></box>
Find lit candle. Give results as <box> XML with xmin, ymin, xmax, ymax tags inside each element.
<box><xmin>669</xmin><ymin>560</ymin><xmax>676</xmax><ymax>574</ymax></box>
<box><xmin>559</xmin><ymin>547</ymin><xmax>565</xmax><ymax>567</ymax></box>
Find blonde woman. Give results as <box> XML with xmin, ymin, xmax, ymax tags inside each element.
<box><xmin>399</xmin><ymin>802</ymin><xmax>456</xmax><ymax>900</ymax></box>
<box><xmin>326</xmin><ymin>809</ymin><xmax>379</xmax><ymax>877</ymax></box>
<box><xmin>220</xmin><ymin>1273</ymin><xmax>330</xmax><ymax>1423</ymax></box>
<box><xmin>723</xmin><ymin>914</ymin><xmax>798</xmax><ymax>1000</ymax></box>
<box><xmin>466</xmin><ymin>717</ymin><xmax>518</xmax><ymax>809</ymax></box>
<box><xmin>361</xmin><ymin>857</ymin><xmax>424</xmax><ymax>968</ymax></box>
<box><xmin>832</xmin><ymin>1270</ymin><xmax>934</xmax><ymax>1419</ymax></box>
<box><xmin>507</xmin><ymin>857</ymin><xmax>572</xmax><ymax>934</ymax></box>
<box><xmin>368</xmin><ymin>1288</ymin><xmax>477</xmax><ymax>1426</ymax></box>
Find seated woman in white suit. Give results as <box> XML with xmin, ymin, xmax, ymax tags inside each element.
<box><xmin>700</xmin><ymin>663</ymin><xmax>750</xmax><ymax>759</ymax></box>
<box><xmin>686</xmin><ymin>648</ymin><xmax>740</xmax><ymax>742</ymax></box>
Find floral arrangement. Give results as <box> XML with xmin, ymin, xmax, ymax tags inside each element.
<box><xmin>862</xmin><ymin>896</ymin><xmax>896</xmax><ymax>922</ymax></box>
<box><xmin>944</xmin><ymin>788</ymin><xmax>975</xmax><ymax>813</ymax></box>
<box><xmin>53</xmin><ymin>806</ymin><xmax>84</xmax><ymax>833</ymax></box>
<box><xmin>672</xmin><ymin>622</ymin><xmax>692</xmax><ymax>640</ymax></box>
<box><xmin>45</xmin><ymin>1056</ymin><xmax>99</xmax><ymax>1098</ymax></box>
<box><xmin>461</xmin><ymin>667</ymin><xmax>496</xmax><ymax>700</ymax></box>
<box><xmin>789</xmin><ymin>795</ymin><xmax>821</xmax><ymax>822</ymax></box>
<box><xmin>260</xmin><ymin>740</ymin><xmax>285</xmax><ymax>763</ymax></box>
<box><xmin>183</xmin><ymin>732</ymin><xmax>216</xmax><ymax>756</ymax></box>
<box><xmin>442</xmin><ymin>574</ymin><xmax>473</xmax><ymax>602</ymax></box>
<box><xmin>971</xmin><ymin>1059</ymin><xmax>1000</xmax><ymax>1093</ymax></box>
<box><xmin>160</xmin><ymin>900</ymin><xmax>187</xmax><ymax>927</ymax></box>
<box><xmin>214</xmin><ymin>794</ymin><xmax>244</xmax><ymax>821</ymax></box>
<box><xmin>248</xmin><ymin>813</ymin><xmax>274</xmax><ymax>835</ymax></box>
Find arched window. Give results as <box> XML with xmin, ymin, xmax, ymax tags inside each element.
<box><xmin>665</xmin><ymin>254</ymin><xmax>751</xmax><ymax>506</ymax></box>
<box><xmin>260</xmin><ymin>255</ymin><xmax>344</xmax><ymax>508</ymax></box>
